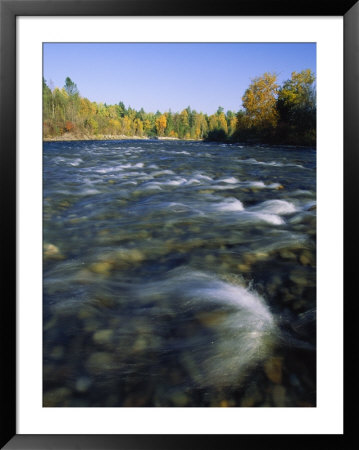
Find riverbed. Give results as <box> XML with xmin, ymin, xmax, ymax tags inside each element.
<box><xmin>43</xmin><ymin>139</ymin><xmax>316</xmax><ymax>407</ymax></box>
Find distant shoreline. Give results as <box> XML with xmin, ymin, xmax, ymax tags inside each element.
<box><xmin>43</xmin><ymin>133</ymin><xmax>203</xmax><ymax>142</ymax></box>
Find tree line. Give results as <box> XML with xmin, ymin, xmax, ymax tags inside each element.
<box><xmin>43</xmin><ymin>70</ymin><xmax>316</xmax><ymax>146</ymax></box>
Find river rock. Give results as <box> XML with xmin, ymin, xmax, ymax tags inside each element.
<box><xmin>299</xmin><ymin>250</ymin><xmax>314</xmax><ymax>266</ymax></box>
<box><xmin>86</xmin><ymin>352</ymin><xmax>114</xmax><ymax>373</ymax></box>
<box><xmin>89</xmin><ymin>261</ymin><xmax>113</xmax><ymax>275</ymax></box>
<box><xmin>132</xmin><ymin>336</ymin><xmax>148</xmax><ymax>352</ymax></box>
<box><xmin>279</xmin><ymin>249</ymin><xmax>297</xmax><ymax>260</ymax></box>
<box><xmin>289</xmin><ymin>271</ymin><xmax>308</xmax><ymax>286</ymax></box>
<box><xmin>75</xmin><ymin>376</ymin><xmax>92</xmax><ymax>393</ymax></box>
<box><xmin>243</xmin><ymin>253</ymin><xmax>257</xmax><ymax>264</ymax></box>
<box><xmin>264</xmin><ymin>356</ymin><xmax>283</xmax><ymax>384</ymax></box>
<box><xmin>237</xmin><ymin>263</ymin><xmax>251</xmax><ymax>273</ymax></box>
<box><xmin>93</xmin><ymin>329</ymin><xmax>114</xmax><ymax>345</ymax></box>
<box><xmin>44</xmin><ymin>243</ymin><xmax>64</xmax><ymax>260</ymax></box>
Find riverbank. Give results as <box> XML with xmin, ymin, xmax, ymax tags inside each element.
<box><xmin>44</xmin><ymin>133</ymin><xmax>149</xmax><ymax>142</ymax></box>
<box><xmin>43</xmin><ymin>133</ymin><xmax>201</xmax><ymax>142</ymax></box>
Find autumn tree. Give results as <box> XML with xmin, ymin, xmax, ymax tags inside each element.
<box><xmin>242</xmin><ymin>72</ymin><xmax>279</xmax><ymax>130</ymax></box>
<box><xmin>155</xmin><ymin>114</ymin><xmax>167</xmax><ymax>136</ymax></box>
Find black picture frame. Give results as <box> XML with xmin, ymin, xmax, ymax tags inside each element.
<box><xmin>1</xmin><ymin>0</ymin><xmax>357</xmax><ymax>448</ymax></box>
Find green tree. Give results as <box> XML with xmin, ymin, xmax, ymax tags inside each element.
<box><xmin>64</xmin><ymin>77</ymin><xmax>79</xmax><ymax>97</ymax></box>
<box><xmin>277</xmin><ymin>69</ymin><xmax>316</xmax><ymax>135</ymax></box>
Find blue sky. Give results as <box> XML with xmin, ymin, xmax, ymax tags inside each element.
<box><xmin>43</xmin><ymin>43</ymin><xmax>316</xmax><ymax>114</ymax></box>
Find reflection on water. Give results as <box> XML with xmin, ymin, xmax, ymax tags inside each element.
<box><xmin>43</xmin><ymin>140</ymin><xmax>316</xmax><ymax>407</ymax></box>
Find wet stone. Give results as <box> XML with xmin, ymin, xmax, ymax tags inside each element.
<box><xmin>238</xmin><ymin>263</ymin><xmax>251</xmax><ymax>273</ymax></box>
<box><xmin>75</xmin><ymin>376</ymin><xmax>92</xmax><ymax>393</ymax></box>
<box><xmin>279</xmin><ymin>249</ymin><xmax>297</xmax><ymax>260</ymax></box>
<box><xmin>93</xmin><ymin>329</ymin><xmax>114</xmax><ymax>345</ymax></box>
<box><xmin>44</xmin><ymin>243</ymin><xmax>64</xmax><ymax>260</ymax></box>
<box><xmin>89</xmin><ymin>261</ymin><xmax>113</xmax><ymax>275</ymax></box>
<box><xmin>132</xmin><ymin>336</ymin><xmax>148</xmax><ymax>352</ymax></box>
<box><xmin>299</xmin><ymin>251</ymin><xmax>314</xmax><ymax>266</ymax></box>
<box><xmin>264</xmin><ymin>357</ymin><xmax>283</xmax><ymax>384</ymax></box>
<box><xmin>86</xmin><ymin>352</ymin><xmax>114</xmax><ymax>373</ymax></box>
<box><xmin>289</xmin><ymin>271</ymin><xmax>308</xmax><ymax>286</ymax></box>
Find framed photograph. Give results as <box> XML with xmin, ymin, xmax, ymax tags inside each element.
<box><xmin>1</xmin><ymin>0</ymin><xmax>356</xmax><ymax>448</ymax></box>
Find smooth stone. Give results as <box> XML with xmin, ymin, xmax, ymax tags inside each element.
<box><xmin>75</xmin><ymin>376</ymin><xmax>92</xmax><ymax>393</ymax></box>
<box><xmin>132</xmin><ymin>337</ymin><xmax>147</xmax><ymax>352</ymax></box>
<box><xmin>289</xmin><ymin>272</ymin><xmax>308</xmax><ymax>286</ymax></box>
<box><xmin>113</xmin><ymin>248</ymin><xmax>145</xmax><ymax>264</ymax></box>
<box><xmin>86</xmin><ymin>352</ymin><xmax>114</xmax><ymax>373</ymax></box>
<box><xmin>89</xmin><ymin>261</ymin><xmax>113</xmax><ymax>275</ymax></box>
<box><xmin>199</xmin><ymin>189</ymin><xmax>215</xmax><ymax>194</ymax></box>
<box><xmin>93</xmin><ymin>329</ymin><xmax>114</xmax><ymax>345</ymax></box>
<box><xmin>238</xmin><ymin>263</ymin><xmax>250</xmax><ymax>272</ymax></box>
<box><xmin>44</xmin><ymin>243</ymin><xmax>63</xmax><ymax>260</ymax></box>
<box><xmin>243</xmin><ymin>253</ymin><xmax>256</xmax><ymax>264</ymax></box>
<box><xmin>59</xmin><ymin>200</ymin><xmax>70</xmax><ymax>208</ymax></box>
<box><xmin>254</xmin><ymin>251</ymin><xmax>269</xmax><ymax>261</ymax></box>
<box><xmin>299</xmin><ymin>251</ymin><xmax>314</xmax><ymax>266</ymax></box>
<box><xmin>279</xmin><ymin>249</ymin><xmax>297</xmax><ymax>260</ymax></box>
<box><xmin>264</xmin><ymin>357</ymin><xmax>283</xmax><ymax>384</ymax></box>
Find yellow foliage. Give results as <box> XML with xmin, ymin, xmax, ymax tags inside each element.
<box><xmin>242</xmin><ymin>72</ymin><xmax>279</xmax><ymax>128</ymax></box>
<box><xmin>155</xmin><ymin>114</ymin><xmax>167</xmax><ymax>136</ymax></box>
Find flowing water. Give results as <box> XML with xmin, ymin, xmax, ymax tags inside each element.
<box><xmin>43</xmin><ymin>139</ymin><xmax>316</xmax><ymax>407</ymax></box>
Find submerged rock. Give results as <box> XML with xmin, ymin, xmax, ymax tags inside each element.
<box><xmin>89</xmin><ymin>261</ymin><xmax>113</xmax><ymax>275</ymax></box>
<box><xmin>264</xmin><ymin>356</ymin><xmax>283</xmax><ymax>384</ymax></box>
<box><xmin>92</xmin><ymin>329</ymin><xmax>114</xmax><ymax>345</ymax></box>
<box><xmin>44</xmin><ymin>243</ymin><xmax>64</xmax><ymax>260</ymax></box>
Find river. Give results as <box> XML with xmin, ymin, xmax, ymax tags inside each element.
<box><xmin>43</xmin><ymin>139</ymin><xmax>316</xmax><ymax>407</ymax></box>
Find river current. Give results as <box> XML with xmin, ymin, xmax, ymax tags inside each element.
<box><xmin>43</xmin><ymin>139</ymin><xmax>316</xmax><ymax>407</ymax></box>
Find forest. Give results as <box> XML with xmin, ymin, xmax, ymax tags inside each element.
<box><xmin>43</xmin><ymin>69</ymin><xmax>316</xmax><ymax>146</ymax></box>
